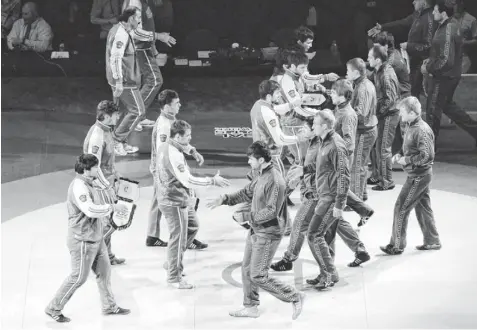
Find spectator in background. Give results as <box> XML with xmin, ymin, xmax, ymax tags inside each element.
<box><xmin>2</xmin><ymin>0</ymin><xmax>21</xmax><ymax>38</ymax></box>
<box><xmin>453</xmin><ymin>0</ymin><xmax>477</xmax><ymax>73</ymax></box>
<box><xmin>7</xmin><ymin>2</ymin><xmax>53</xmax><ymax>52</ymax></box>
<box><xmin>91</xmin><ymin>0</ymin><xmax>124</xmax><ymax>40</ymax></box>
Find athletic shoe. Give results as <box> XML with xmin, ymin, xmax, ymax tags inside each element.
<box><xmin>416</xmin><ymin>244</ymin><xmax>442</xmax><ymax>251</ymax></box>
<box><xmin>110</xmin><ymin>257</ymin><xmax>126</xmax><ymax>265</ymax></box>
<box><xmin>292</xmin><ymin>292</ymin><xmax>306</xmax><ymax>320</ymax></box>
<box><xmin>380</xmin><ymin>245</ymin><xmax>403</xmax><ymax>255</ymax></box>
<box><xmin>306</xmin><ymin>272</ymin><xmax>339</xmax><ymax>286</ymax></box>
<box><xmin>103</xmin><ymin>307</ymin><xmax>130</xmax><ymax>316</ymax></box>
<box><xmin>169</xmin><ymin>280</ymin><xmax>194</xmax><ymax>289</ymax></box>
<box><xmin>367</xmin><ymin>177</ymin><xmax>379</xmax><ymax>185</ymax></box>
<box><xmin>114</xmin><ymin>143</ymin><xmax>127</xmax><ymax>156</ymax></box>
<box><xmin>348</xmin><ymin>251</ymin><xmax>371</xmax><ymax>267</ymax></box>
<box><xmin>343</xmin><ymin>206</ymin><xmax>353</xmax><ymax>212</ymax></box>
<box><xmin>140</xmin><ymin>118</ymin><xmax>155</xmax><ymax>126</ymax></box>
<box><xmin>314</xmin><ymin>277</ymin><xmax>334</xmax><ymax>290</ymax></box>
<box><xmin>146</xmin><ymin>236</ymin><xmax>168</xmax><ymax>247</ymax></box>
<box><xmin>358</xmin><ymin>210</ymin><xmax>374</xmax><ymax>227</ymax></box>
<box><xmin>372</xmin><ymin>184</ymin><xmax>395</xmax><ymax>191</ymax></box>
<box><xmin>134</xmin><ymin>124</ymin><xmax>143</xmax><ymax>132</ymax></box>
<box><xmin>188</xmin><ymin>239</ymin><xmax>208</xmax><ymax>250</ymax></box>
<box><xmin>287</xmin><ymin>197</ymin><xmax>295</xmax><ymax>206</ymax></box>
<box><xmin>123</xmin><ymin>143</ymin><xmax>139</xmax><ymax>154</ymax></box>
<box><xmin>229</xmin><ymin>306</ymin><xmax>260</xmax><ymax>318</ymax></box>
<box><xmin>270</xmin><ymin>259</ymin><xmax>293</xmax><ymax>272</ymax></box>
<box><xmin>45</xmin><ymin>311</ymin><xmax>71</xmax><ymax>323</ymax></box>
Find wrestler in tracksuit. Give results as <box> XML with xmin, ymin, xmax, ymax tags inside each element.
<box><xmin>155</xmin><ymin>139</ymin><xmax>217</xmax><ymax>283</ymax></box>
<box><xmin>372</xmin><ymin>62</ymin><xmax>400</xmax><ymax>190</ymax></box>
<box><xmin>334</xmin><ymin>101</ymin><xmax>358</xmax><ymax>166</ymax></box>
<box><xmin>425</xmin><ymin>17</ymin><xmax>477</xmax><ymax>144</ymax></box>
<box><xmin>123</xmin><ymin>0</ymin><xmax>163</xmax><ymax>110</ymax></box>
<box><xmin>381</xmin><ymin>7</ymin><xmax>436</xmax><ymax>97</ymax></box>
<box><xmin>221</xmin><ymin>163</ymin><xmax>301</xmax><ymax>308</ymax></box>
<box><xmin>45</xmin><ymin>175</ymin><xmax>119</xmax><ymax>316</ymax></box>
<box><xmin>351</xmin><ymin>75</ymin><xmax>378</xmax><ymax>200</ymax></box>
<box><xmin>307</xmin><ymin>130</ymin><xmax>363</xmax><ymax>287</ymax></box>
<box><xmin>385</xmin><ymin>117</ymin><xmax>440</xmax><ymax>252</ymax></box>
<box><xmin>83</xmin><ymin>121</ymin><xmax>119</xmax><ymax>262</ymax></box>
<box><xmin>106</xmin><ymin>22</ymin><xmax>145</xmax><ymax>144</ymax></box>
<box><xmin>148</xmin><ymin>111</ymin><xmax>198</xmax><ymax>244</ymax></box>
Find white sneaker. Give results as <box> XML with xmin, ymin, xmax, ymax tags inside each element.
<box><xmin>292</xmin><ymin>292</ymin><xmax>306</xmax><ymax>320</ymax></box>
<box><xmin>169</xmin><ymin>280</ymin><xmax>194</xmax><ymax>289</ymax></box>
<box><xmin>229</xmin><ymin>306</ymin><xmax>260</xmax><ymax>318</ymax></box>
<box><xmin>134</xmin><ymin>124</ymin><xmax>143</xmax><ymax>132</ymax></box>
<box><xmin>123</xmin><ymin>143</ymin><xmax>139</xmax><ymax>154</ymax></box>
<box><xmin>114</xmin><ymin>143</ymin><xmax>127</xmax><ymax>156</ymax></box>
<box><xmin>140</xmin><ymin>119</ymin><xmax>155</xmax><ymax>126</ymax></box>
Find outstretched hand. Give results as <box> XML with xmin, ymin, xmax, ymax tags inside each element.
<box><xmin>206</xmin><ymin>196</ymin><xmax>224</xmax><ymax>209</ymax></box>
<box><xmin>213</xmin><ymin>170</ymin><xmax>230</xmax><ymax>187</ymax></box>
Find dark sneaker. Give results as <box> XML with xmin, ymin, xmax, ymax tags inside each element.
<box><xmin>270</xmin><ymin>259</ymin><xmax>293</xmax><ymax>272</ymax></box>
<box><xmin>306</xmin><ymin>272</ymin><xmax>339</xmax><ymax>286</ymax></box>
<box><xmin>110</xmin><ymin>257</ymin><xmax>126</xmax><ymax>265</ymax></box>
<box><xmin>292</xmin><ymin>292</ymin><xmax>306</xmax><ymax>320</ymax></box>
<box><xmin>367</xmin><ymin>177</ymin><xmax>379</xmax><ymax>185</ymax></box>
<box><xmin>358</xmin><ymin>210</ymin><xmax>374</xmax><ymax>227</ymax></box>
<box><xmin>104</xmin><ymin>307</ymin><xmax>131</xmax><ymax>316</ymax></box>
<box><xmin>348</xmin><ymin>251</ymin><xmax>371</xmax><ymax>267</ymax></box>
<box><xmin>45</xmin><ymin>311</ymin><xmax>71</xmax><ymax>323</ymax></box>
<box><xmin>380</xmin><ymin>245</ymin><xmax>403</xmax><ymax>255</ymax></box>
<box><xmin>146</xmin><ymin>236</ymin><xmax>168</xmax><ymax>247</ymax></box>
<box><xmin>416</xmin><ymin>244</ymin><xmax>442</xmax><ymax>251</ymax></box>
<box><xmin>315</xmin><ymin>277</ymin><xmax>334</xmax><ymax>290</ymax></box>
<box><xmin>188</xmin><ymin>239</ymin><xmax>208</xmax><ymax>250</ymax></box>
<box><xmin>343</xmin><ymin>206</ymin><xmax>353</xmax><ymax>212</ymax></box>
<box><xmin>372</xmin><ymin>185</ymin><xmax>395</xmax><ymax>191</ymax></box>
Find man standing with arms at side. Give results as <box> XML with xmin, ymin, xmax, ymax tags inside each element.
<box><xmin>207</xmin><ymin>141</ymin><xmax>305</xmax><ymax>320</ymax></box>
<box><xmin>381</xmin><ymin>96</ymin><xmax>441</xmax><ymax>255</ymax></box>
<box><xmin>122</xmin><ymin>0</ymin><xmax>176</xmax><ymax>131</ymax></box>
<box><xmin>368</xmin><ymin>45</ymin><xmax>400</xmax><ymax>191</ymax></box>
<box><xmin>106</xmin><ymin>6</ymin><xmax>144</xmax><ymax>156</ymax></box>
<box><xmin>147</xmin><ymin>89</ymin><xmax>207</xmax><ymax>250</ymax></box>
<box><xmin>369</xmin><ymin>0</ymin><xmax>436</xmax><ymax>98</ymax></box>
<box><xmin>423</xmin><ymin>0</ymin><xmax>477</xmax><ymax>147</ymax></box>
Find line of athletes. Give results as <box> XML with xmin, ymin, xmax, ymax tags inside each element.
<box><xmin>44</xmin><ymin>20</ymin><xmax>446</xmax><ymax>325</ymax></box>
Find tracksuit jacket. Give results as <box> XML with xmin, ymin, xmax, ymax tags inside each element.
<box><xmin>372</xmin><ymin>62</ymin><xmax>400</xmax><ymax>119</ymax></box>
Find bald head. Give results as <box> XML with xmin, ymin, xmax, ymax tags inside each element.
<box><xmin>22</xmin><ymin>2</ymin><xmax>39</xmax><ymax>24</ymax></box>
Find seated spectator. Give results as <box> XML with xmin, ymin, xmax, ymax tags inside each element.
<box><xmin>7</xmin><ymin>2</ymin><xmax>53</xmax><ymax>52</ymax></box>
<box><xmin>91</xmin><ymin>0</ymin><xmax>124</xmax><ymax>39</ymax></box>
<box><xmin>2</xmin><ymin>0</ymin><xmax>21</xmax><ymax>38</ymax></box>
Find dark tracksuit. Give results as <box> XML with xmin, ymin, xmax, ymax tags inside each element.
<box><xmin>388</xmin><ymin>117</ymin><xmax>440</xmax><ymax>250</ymax></box>
<box><xmin>372</xmin><ymin>62</ymin><xmax>400</xmax><ymax>189</ymax></box>
<box><xmin>222</xmin><ymin>164</ymin><xmax>300</xmax><ymax>308</ymax></box>
<box><xmin>307</xmin><ymin>131</ymin><xmax>363</xmax><ymax>283</ymax></box>
<box><xmin>425</xmin><ymin>18</ymin><xmax>477</xmax><ymax>144</ymax></box>
<box><xmin>334</xmin><ymin>102</ymin><xmax>358</xmax><ymax>166</ymax></box>
<box><xmin>350</xmin><ymin>76</ymin><xmax>378</xmax><ymax>200</ymax></box>
<box><xmin>382</xmin><ymin>7</ymin><xmax>436</xmax><ymax>97</ymax></box>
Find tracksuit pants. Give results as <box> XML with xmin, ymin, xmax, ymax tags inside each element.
<box><xmin>112</xmin><ymin>87</ymin><xmax>146</xmax><ymax>143</ymax></box>
<box><xmin>389</xmin><ymin>173</ymin><xmax>440</xmax><ymax>250</ymax></box>
<box><xmin>147</xmin><ymin>186</ymin><xmax>163</xmax><ymax>239</ymax></box>
<box><xmin>242</xmin><ymin>231</ymin><xmax>300</xmax><ymax>307</ymax></box>
<box><xmin>159</xmin><ymin>205</ymin><xmax>199</xmax><ymax>283</ymax></box>
<box><xmin>137</xmin><ymin>49</ymin><xmax>163</xmax><ymax>110</ymax></box>
<box><xmin>426</xmin><ymin>76</ymin><xmax>477</xmax><ymax>143</ymax></box>
<box><xmin>103</xmin><ymin>220</ymin><xmax>116</xmax><ymax>261</ymax></box>
<box><xmin>351</xmin><ymin>127</ymin><xmax>378</xmax><ymax>199</ymax></box>
<box><xmin>46</xmin><ymin>238</ymin><xmax>118</xmax><ymax>315</ymax></box>
<box><xmin>376</xmin><ymin>113</ymin><xmax>400</xmax><ymax>189</ymax></box>
<box><xmin>410</xmin><ymin>59</ymin><xmax>424</xmax><ymax>98</ymax></box>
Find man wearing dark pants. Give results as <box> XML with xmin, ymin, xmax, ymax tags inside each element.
<box><xmin>106</xmin><ymin>7</ymin><xmax>144</xmax><ymax>156</ymax></box>
<box><xmin>424</xmin><ymin>0</ymin><xmax>477</xmax><ymax>147</ymax></box>
<box><xmin>347</xmin><ymin>58</ymin><xmax>378</xmax><ymax>201</ymax></box>
<box><xmin>307</xmin><ymin>110</ymin><xmax>364</xmax><ymax>290</ymax></box>
<box><xmin>381</xmin><ymin>96</ymin><xmax>441</xmax><ymax>255</ymax></box>
<box><xmin>368</xmin><ymin>0</ymin><xmax>436</xmax><ymax>98</ymax></box>
<box><xmin>156</xmin><ymin>120</ymin><xmax>229</xmax><ymax>289</ymax></box>
<box><xmin>207</xmin><ymin>141</ymin><xmax>305</xmax><ymax>320</ymax></box>
<box><xmin>368</xmin><ymin>45</ymin><xmax>401</xmax><ymax>191</ymax></box>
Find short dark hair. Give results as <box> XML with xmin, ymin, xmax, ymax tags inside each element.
<box><xmin>170</xmin><ymin>120</ymin><xmax>191</xmax><ymax>138</ymax></box>
<box><xmin>294</xmin><ymin>26</ymin><xmax>314</xmax><ymax>43</ymax></box>
<box><xmin>435</xmin><ymin>0</ymin><xmax>455</xmax><ymax>17</ymax></box>
<box><xmin>119</xmin><ymin>6</ymin><xmax>138</xmax><ymax>22</ymax></box>
<box><xmin>285</xmin><ymin>50</ymin><xmax>309</xmax><ymax>67</ymax></box>
<box><xmin>374</xmin><ymin>31</ymin><xmax>395</xmax><ymax>50</ymax></box>
<box><xmin>96</xmin><ymin>100</ymin><xmax>119</xmax><ymax>121</ymax></box>
<box><xmin>259</xmin><ymin>80</ymin><xmax>281</xmax><ymax>100</ymax></box>
<box><xmin>75</xmin><ymin>154</ymin><xmax>99</xmax><ymax>174</ymax></box>
<box><xmin>370</xmin><ymin>45</ymin><xmax>388</xmax><ymax>62</ymax></box>
<box><xmin>157</xmin><ymin>89</ymin><xmax>179</xmax><ymax>109</ymax></box>
<box><xmin>274</xmin><ymin>46</ymin><xmax>303</xmax><ymax>74</ymax></box>
<box><xmin>332</xmin><ymin>79</ymin><xmax>354</xmax><ymax>101</ymax></box>
<box><xmin>347</xmin><ymin>57</ymin><xmax>367</xmax><ymax>76</ymax></box>
<box><xmin>246</xmin><ymin>141</ymin><xmax>272</xmax><ymax>163</ymax></box>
